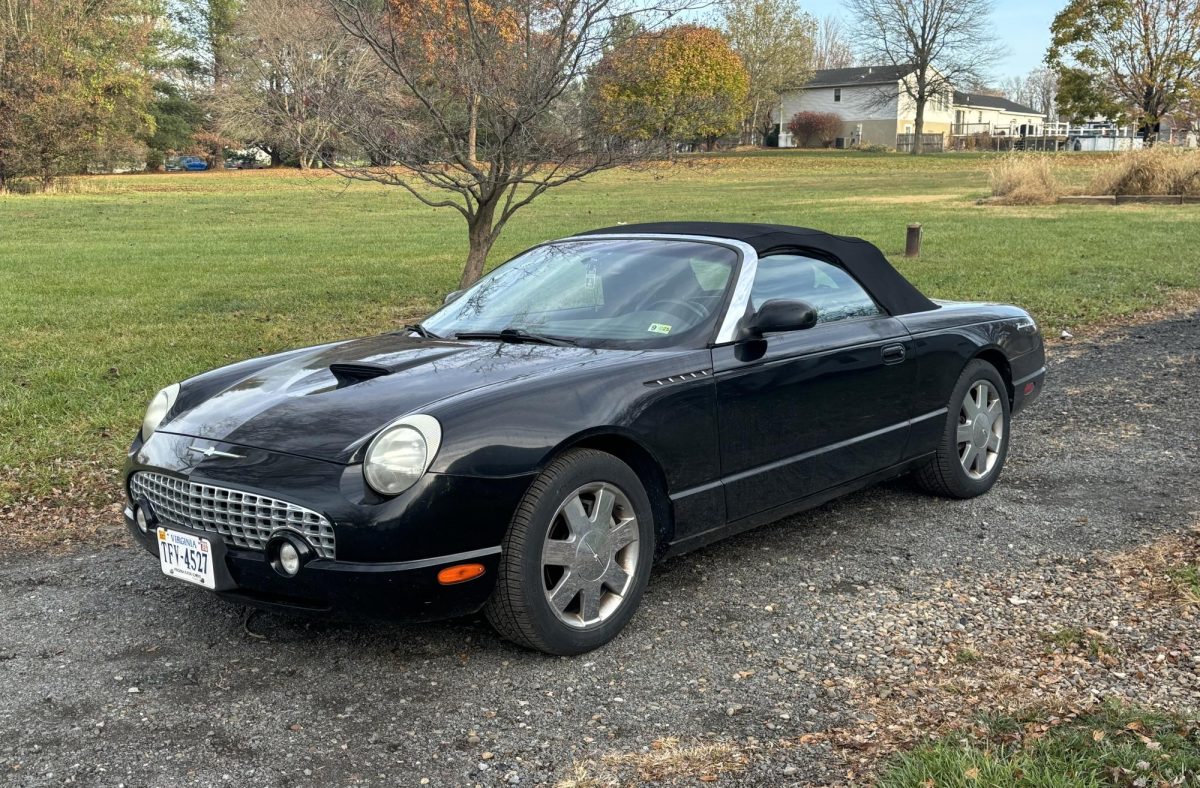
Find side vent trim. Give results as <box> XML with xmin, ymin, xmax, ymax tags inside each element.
<box><xmin>644</xmin><ymin>369</ymin><xmax>711</xmax><ymax>387</ymax></box>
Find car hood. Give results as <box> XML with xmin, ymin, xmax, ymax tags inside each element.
<box><xmin>159</xmin><ymin>333</ymin><xmax>638</xmax><ymax>463</ymax></box>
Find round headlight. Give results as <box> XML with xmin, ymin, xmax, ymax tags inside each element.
<box><xmin>141</xmin><ymin>383</ymin><xmax>180</xmax><ymax>441</ymax></box>
<box><xmin>363</xmin><ymin>415</ymin><xmax>442</xmax><ymax>496</ymax></box>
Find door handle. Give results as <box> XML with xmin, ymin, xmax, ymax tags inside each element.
<box><xmin>881</xmin><ymin>343</ymin><xmax>906</xmax><ymax>364</ymax></box>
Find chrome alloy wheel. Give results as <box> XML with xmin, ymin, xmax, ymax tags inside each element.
<box><xmin>957</xmin><ymin>380</ymin><xmax>1004</xmax><ymax>479</ymax></box>
<box><xmin>540</xmin><ymin>482</ymin><xmax>640</xmax><ymax>629</ymax></box>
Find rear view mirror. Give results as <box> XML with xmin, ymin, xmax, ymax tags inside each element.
<box><xmin>741</xmin><ymin>299</ymin><xmax>818</xmax><ymax>339</ymax></box>
<box><xmin>443</xmin><ymin>289</ymin><xmax>465</xmax><ymax>305</ymax></box>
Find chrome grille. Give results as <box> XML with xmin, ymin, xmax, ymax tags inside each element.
<box><xmin>129</xmin><ymin>472</ymin><xmax>336</xmax><ymax>559</ymax></box>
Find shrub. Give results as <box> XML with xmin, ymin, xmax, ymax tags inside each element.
<box><xmin>1087</xmin><ymin>147</ymin><xmax>1200</xmax><ymax>195</ymax></box>
<box><xmin>852</xmin><ymin>143</ymin><xmax>891</xmax><ymax>153</ymax></box>
<box><xmin>787</xmin><ymin>111</ymin><xmax>843</xmax><ymax>148</ymax></box>
<box><xmin>988</xmin><ymin>154</ymin><xmax>1060</xmax><ymax>204</ymax></box>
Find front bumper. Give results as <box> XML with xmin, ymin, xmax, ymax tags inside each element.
<box><xmin>126</xmin><ymin>510</ymin><xmax>501</xmax><ymax>621</ymax></box>
<box><xmin>123</xmin><ymin>431</ymin><xmax>533</xmax><ymax>621</ymax></box>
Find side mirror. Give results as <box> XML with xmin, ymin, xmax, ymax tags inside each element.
<box><xmin>742</xmin><ymin>299</ymin><xmax>818</xmax><ymax>339</ymax></box>
<box><xmin>443</xmin><ymin>288</ymin><xmax>465</xmax><ymax>305</ymax></box>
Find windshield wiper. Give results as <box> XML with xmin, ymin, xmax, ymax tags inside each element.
<box><xmin>402</xmin><ymin>323</ymin><xmax>442</xmax><ymax>339</ymax></box>
<box><xmin>454</xmin><ymin>327</ymin><xmax>578</xmax><ymax>347</ymax></box>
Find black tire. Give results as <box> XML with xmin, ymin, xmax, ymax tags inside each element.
<box><xmin>484</xmin><ymin>448</ymin><xmax>655</xmax><ymax>655</ymax></box>
<box><xmin>914</xmin><ymin>359</ymin><xmax>1011</xmax><ymax>499</ymax></box>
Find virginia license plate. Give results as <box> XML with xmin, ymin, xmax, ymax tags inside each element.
<box><xmin>157</xmin><ymin>527</ymin><xmax>216</xmax><ymax>589</ymax></box>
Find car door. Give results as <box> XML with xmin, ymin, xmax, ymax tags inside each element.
<box><xmin>713</xmin><ymin>253</ymin><xmax>916</xmax><ymax>522</ymax></box>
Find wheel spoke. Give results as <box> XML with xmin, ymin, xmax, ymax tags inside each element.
<box><xmin>600</xmin><ymin>561</ymin><xmax>630</xmax><ymax>594</ymax></box>
<box><xmin>986</xmin><ymin>399</ymin><xmax>1002</xmax><ymax>419</ymax></box>
<box><xmin>960</xmin><ymin>443</ymin><xmax>978</xmax><ymax>471</ymax></box>
<box><xmin>973</xmin><ymin>447</ymin><xmax>988</xmax><ymax>474</ymax></box>
<box><xmin>543</xmin><ymin>539</ymin><xmax>576</xmax><ymax>566</ymax></box>
<box><xmin>987</xmin><ymin>431</ymin><xmax>1002</xmax><ymax>452</ymax></box>
<box><xmin>591</xmin><ymin>486</ymin><xmax>616</xmax><ymax>525</ymax></box>
<box><xmin>610</xmin><ymin>517</ymin><xmax>638</xmax><ymax>550</ymax></box>
<box><xmin>561</xmin><ymin>495</ymin><xmax>590</xmax><ymax>536</ymax></box>
<box><xmin>956</xmin><ymin>423</ymin><xmax>973</xmax><ymax>444</ymax></box>
<box><xmin>548</xmin><ymin>571</ymin><xmax>581</xmax><ymax>612</ymax></box>
<box><xmin>962</xmin><ymin>392</ymin><xmax>979</xmax><ymax>418</ymax></box>
<box><xmin>578</xmin><ymin>584</ymin><xmax>602</xmax><ymax>621</ymax></box>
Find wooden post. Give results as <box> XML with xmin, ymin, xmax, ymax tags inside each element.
<box><xmin>905</xmin><ymin>223</ymin><xmax>922</xmax><ymax>258</ymax></box>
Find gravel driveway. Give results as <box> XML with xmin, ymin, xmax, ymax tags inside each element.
<box><xmin>2</xmin><ymin>312</ymin><xmax>1198</xmax><ymax>787</ymax></box>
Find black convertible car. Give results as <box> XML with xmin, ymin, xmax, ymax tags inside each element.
<box><xmin>125</xmin><ymin>222</ymin><xmax>1045</xmax><ymax>654</ymax></box>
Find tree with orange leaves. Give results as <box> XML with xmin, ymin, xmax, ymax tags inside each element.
<box><xmin>590</xmin><ymin>25</ymin><xmax>749</xmax><ymax>151</ymax></box>
<box><xmin>330</xmin><ymin>0</ymin><xmax>699</xmax><ymax>288</ymax></box>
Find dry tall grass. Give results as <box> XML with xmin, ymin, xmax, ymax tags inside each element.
<box><xmin>1088</xmin><ymin>147</ymin><xmax>1200</xmax><ymax>195</ymax></box>
<box><xmin>988</xmin><ymin>154</ymin><xmax>1060</xmax><ymax>204</ymax></box>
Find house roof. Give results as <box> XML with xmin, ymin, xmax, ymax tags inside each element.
<box><xmin>800</xmin><ymin>65</ymin><xmax>915</xmax><ymax>89</ymax></box>
<box><xmin>953</xmin><ymin>91</ymin><xmax>1042</xmax><ymax>116</ymax></box>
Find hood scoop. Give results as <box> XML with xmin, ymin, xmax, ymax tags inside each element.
<box><xmin>329</xmin><ymin>363</ymin><xmax>392</xmax><ymax>389</ymax></box>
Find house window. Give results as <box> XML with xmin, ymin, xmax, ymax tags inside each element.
<box><xmin>833</xmin><ymin>88</ymin><xmax>841</xmax><ymax>103</ymax></box>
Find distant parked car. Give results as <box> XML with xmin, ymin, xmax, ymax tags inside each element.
<box><xmin>165</xmin><ymin>156</ymin><xmax>209</xmax><ymax>172</ymax></box>
<box><xmin>124</xmin><ymin>222</ymin><xmax>1046</xmax><ymax>655</ymax></box>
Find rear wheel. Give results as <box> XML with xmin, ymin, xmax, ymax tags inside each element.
<box><xmin>485</xmin><ymin>449</ymin><xmax>654</xmax><ymax>655</ymax></box>
<box><xmin>914</xmin><ymin>359</ymin><xmax>1011</xmax><ymax>499</ymax></box>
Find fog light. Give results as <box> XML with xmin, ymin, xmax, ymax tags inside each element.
<box><xmin>134</xmin><ymin>506</ymin><xmax>149</xmax><ymax>534</ymax></box>
<box><xmin>278</xmin><ymin>542</ymin><xmax>300</xmax><ymax>576</ymax></box>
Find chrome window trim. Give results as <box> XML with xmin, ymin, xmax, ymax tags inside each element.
<box><xmin>552</xmin><ymin>233</ymin><xmax>760</xmax><ymax>346</ymax></box>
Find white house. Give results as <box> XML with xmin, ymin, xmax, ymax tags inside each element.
<box><xmin>951</xmin><ymin>91</ymin><xmax>1045</xmax><ymax>136</ymax></box>
<box><xmin>777</xmin><ymin>65</ymin><xmax>1044</xmax><ymax>149</ymax></box>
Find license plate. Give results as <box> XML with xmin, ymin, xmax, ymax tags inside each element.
<box><xmin>157</xmin><ymin>527</ymin><xmax>216</xmax><ymax>589</ymax></box>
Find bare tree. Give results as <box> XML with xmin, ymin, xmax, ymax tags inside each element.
<box><xmin>1000</xmin><ymin>68</ymin><xmax>1058</xmax><ymax>118</ymax></box>
<box><xmin>217</xmin><ymin>0</ymin><xmax>377</xmax><ymax>168</ymax></box>
<box><xmin>329</xmin><ymin>0</ymin><xmax>696</xmax><ymax>288</ymax></box>
<box><xmin>720</xmin><ymin>0</ymin><xmax>815</xmax><ymax>145</ymax></box>
<box><xmin>847</xmin><ymin>0</ymin><xmax>1003</xmax><ymax>153</ymax></box>
<box><xmin>813</xmin><ymin>15</ymin><xmax>854</xmax><ymax>71</ymax></box>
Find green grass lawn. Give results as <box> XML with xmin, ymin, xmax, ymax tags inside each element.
<box><xmin>2</xmin><ymin>150</ymin><xmax>1199</xmax><ymax>511</ymax></box>
<box><xmin>878</xmin><ymin>703</ymin><xmax>1200</xmax><ymax>787</ymax></box>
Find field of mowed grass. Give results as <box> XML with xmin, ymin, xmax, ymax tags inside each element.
<box><xmin>2</xmin><ymin>150</ymin><xmax>1199</xmax><ymax>516</ymax></box>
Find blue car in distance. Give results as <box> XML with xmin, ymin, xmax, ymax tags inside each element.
<box><xmin>165</xmin><ymin>156</ymin><xmax>209</xmax><ymax>172</ymax></box>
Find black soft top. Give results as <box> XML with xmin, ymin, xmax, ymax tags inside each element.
<box><xmin>578</xmin><ymin>221</ymin><xmax>938</xmax><ymax>316</ymax></box>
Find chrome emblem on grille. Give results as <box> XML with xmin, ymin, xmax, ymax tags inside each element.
<box><xmin>186</xmin><ymin>445</ymin><xmax>244</xmax><ymax>459</ymax></box>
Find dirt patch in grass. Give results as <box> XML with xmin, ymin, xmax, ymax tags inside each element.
<box><xmin>558</xmin><ymin>737</ymin><xmax>754</xmax><ymax>786</ymax></box>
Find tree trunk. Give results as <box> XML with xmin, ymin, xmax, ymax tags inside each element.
<box><xmin>467</xmin><ymin>92</ymin><xmax>479</xmax><ymax>165</ymax></box>
<box><xmin>912</xmin><ymin>96</ymin><xmax>925</xmax><ymax>156</ymax></box>
<box><xmin>459</xmin><ymin>199</ymin><xmax>498</xmax><ymax>288</ymax></box>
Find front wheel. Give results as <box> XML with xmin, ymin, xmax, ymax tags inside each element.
<box><xmin>914</xmin><ymin>359</ymin><xmax>1011</xmax><ymax>499</ymax></box>
<box><xmin>485</xmin><ymin>449</ymin><xmax>655</xmax><ymax>655</ymax></box>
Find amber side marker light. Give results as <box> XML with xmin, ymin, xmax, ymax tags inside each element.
<box><xmin>437</xmin><ymin>563</ymin><xmax>486</xmax><ymax>585</ymax></box>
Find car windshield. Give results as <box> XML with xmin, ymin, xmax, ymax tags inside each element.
<box><xmin>423</xmin><ymin>239</ymin><xmax>739</xmax><ymax>348</ymax></box>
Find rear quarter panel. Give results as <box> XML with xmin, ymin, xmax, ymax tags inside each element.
<box><xmin>899</xmin><ymin>302</ymin><xmax>1045</xmax><ymax>456</ymax></box>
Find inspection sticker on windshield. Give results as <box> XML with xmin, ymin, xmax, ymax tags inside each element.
<box><xmin>648</xmin><ymin>323</ymin><xmax>672</xmax><ymax>335</ymax></box>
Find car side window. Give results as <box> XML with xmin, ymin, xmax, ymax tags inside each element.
<box><xmin>751</xmin><ymin>254</ymin><xmax>881</xmax><ymax>324</ymax></box>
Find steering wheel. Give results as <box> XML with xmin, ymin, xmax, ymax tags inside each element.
<box><xmin>645</xmin><ymin>299</ymin><xmax>708</xmax><ymax>323</ymax></box>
